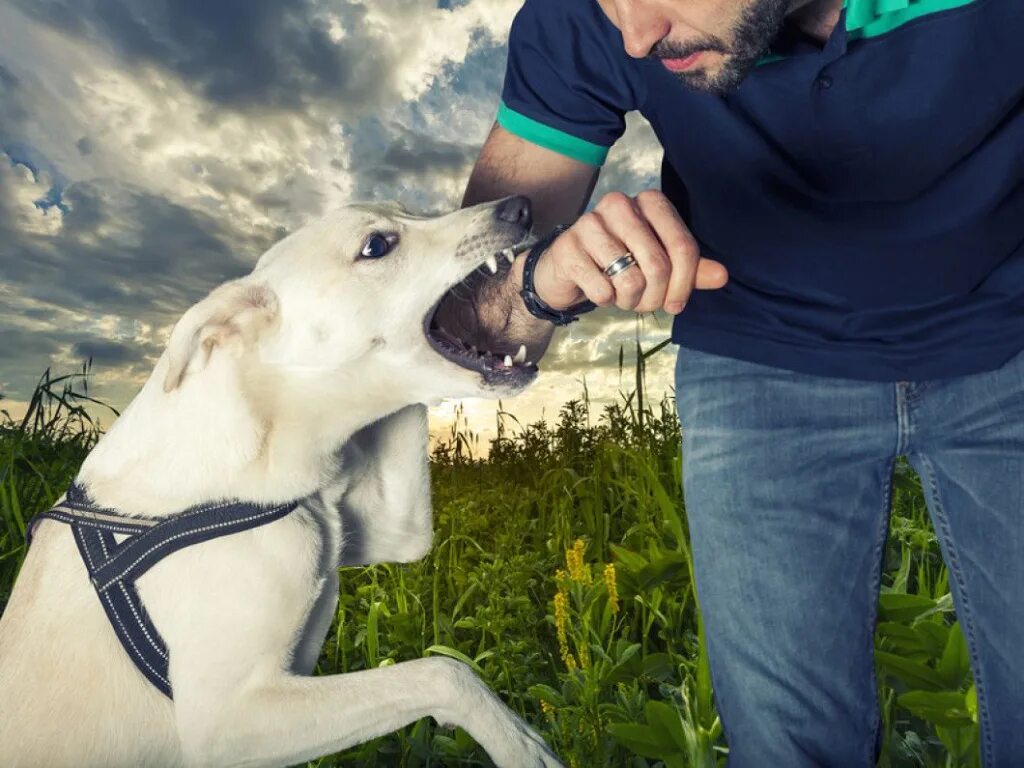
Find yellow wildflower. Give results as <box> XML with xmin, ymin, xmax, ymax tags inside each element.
<box><xmin>540</xmin><ymin>700</ymin><xmax>556</xmax><ymax>722</ymax></box>
<box><xmin>604</xmin><ymin>562</ymin><xmax>620</xmax><ymax>614</ymax></box>
<box><xmin>577</xmin><ymin>641</ymin><xmax>591</xmax><ymax>670</ymax></box>
<box><xmin>553</xmin><ymin>589</ymin><xmax>576</xmax><ymax>671</ymax></box>
<box><xmin>566</xmin><ymin>538</ymin><xmax>591</xmax><ymax>585</ymax></box>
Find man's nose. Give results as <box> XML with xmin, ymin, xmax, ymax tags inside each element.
<box><xmin>617</xmin><ymin>0</ymin><xmax>671</xmax><ymax>58</ymax></box>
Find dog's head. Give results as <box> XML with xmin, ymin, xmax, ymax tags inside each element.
<box><xmin>162</xmin><ymin>196</ymin><xmax>541</xmax><ymax>406</ymax></box>
<box><xmin>254</xmin><ymin>195</ymin><xmax>541</xmax><ymax>404</ymax></box>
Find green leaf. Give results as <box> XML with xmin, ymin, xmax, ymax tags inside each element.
<box><xmin>636</xmin><ymin>553</ymin><xmax>689</xmax><ymax>591</ymax></box>
<box><xmin>965</xmin><ymin>683</ymin><xmax>978</xmax><ymax>723</ymax></box>
<box><xmin>607</xmin><ymin>723</ymin><xmax>668</xmax><ymax>759</ymax></box>
<box><xmin>877</xmin><ymin>593</ymin><xmax>937</xmax><ymax>623</ymax></box>
<box><xmin>527</xmin><ymin>684</ymin><xmax>566</xmax><ymax>708</ymax></box>
<box><xmin>897</xmin><ymin>690</ymin><xmax>974</xmax><ymax>728</ymax></box>
<box><xmin>366</xmin><ymin>601</ymin><xmax>381</xmax><ymax>668</ymax></box>
<box><xmin>875</xmin><ymin>622</ymin><xmax>929</xmax><ymax>655</ymax></box>
<box><xmin>875</xmin><ymin>650</ymin><xmax>946</xmax><ymax>690</ymax></box>
<box><xmin>644</xmin><ymin>700</ymin><xmax>688</xmax><ymax>753</ymax></box>
<box><xmin>609</xmin><ymin>543</ymin><xmax>649</xmax><ymax>573</ymax></box>
<box><xmin>424</xmin><ymin>644</ymin><xmax>483</xmax><ymax>675</ymax></box>
<box><xmin>642</xmin><ymin>652</ymin><xmax>676</xmax><ymax>681</ymax></box>
<box><xmin>938</xmin><ymin>622</ymin><xmax>970</xmax><ymax>689</ymax></box>
<box><xmin>914</xmin><ymin>621</ymin><xmax>951</xmax><ymax>659</ymax></box>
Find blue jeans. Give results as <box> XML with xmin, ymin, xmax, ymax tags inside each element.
<box><xmin>674</xmin><ymin>344</ymin><xmax>1024</xmax><ymax>767</ymax></box>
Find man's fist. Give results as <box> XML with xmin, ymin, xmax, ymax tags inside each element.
<box><xmin>531</xmin><ymin>190</ymin><xmax>729</xmax><ymax>314</ymax></box>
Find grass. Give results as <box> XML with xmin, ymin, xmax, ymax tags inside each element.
<box><xmin>0</xmin><ymin>354</ymin><xmax>981</xmax><ymax>767</ymax></box>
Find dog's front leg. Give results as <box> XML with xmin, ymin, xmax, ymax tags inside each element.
<box><xmin>178</xmin><ymin>657</ymin><xmax>562</xmax><ymax>768</ymax></box>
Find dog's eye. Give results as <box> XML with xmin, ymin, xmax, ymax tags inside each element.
<box><xmin>359</xmin><ymin>232</ymin><xmax>398</xmax><ymax>260</ymax></box>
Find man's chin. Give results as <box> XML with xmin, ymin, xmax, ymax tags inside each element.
<box><xmin>667</xmin><ymin>53</ymin><xmax>757</xmax><ymax>94</ymax></box>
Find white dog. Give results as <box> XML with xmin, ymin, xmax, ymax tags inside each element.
<box><xmin>0</xmin><ymin>196</ymin><xmax>563</xmax><ymax>768</ymax></box>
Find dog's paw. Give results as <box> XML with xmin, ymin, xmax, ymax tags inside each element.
<box><xmin>515</xmin><ymin>726</ymin><xmax>564</xmax><ymax>768</ymax></box>
<box><xmin>484</xmin><ymin>714</ymin><xmax>564</xmax><ymax>768</ymax></box>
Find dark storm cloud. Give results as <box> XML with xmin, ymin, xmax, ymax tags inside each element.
<box><xmin>0</xmin><ymin>64</ymin><xmax>29</xmax><ymax>138</ymax></box>
<box><xmin>0</xmin><ymin>327</ymin><xmax>62</xmax><ymax>362</ymax></box>
<box><xmin>0</xmin><ymin>155</ymin><xmax>289</xmax><ymax>399</ymax></box>
<box><xmin>0</xmin><ymin>155</ymin><xmax>281</xmax><ymax>326</ymax></box>
<box><xmin>71</xmin><ymin>339</ymin><xmax>147</xmax><ymax>366</ymax></box>
<box><xmin>12</xmin><ymin>0</ymin><xmax>395</xmax><ymax>112</ymax></box>
<box><xmin>377</xmin><ymin>127</ymin><xmax>478</xmax><ymax>181</ymax></box>
<box><xmin>0</xmin><ymin>323</ymin><xmax>164</xmax><ymax>401</ymax></box>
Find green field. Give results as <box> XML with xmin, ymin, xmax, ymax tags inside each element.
<box><xmin>0</xmin><ymin>362</ymin><xmax>981</xmax><ymax>767</ymax></box>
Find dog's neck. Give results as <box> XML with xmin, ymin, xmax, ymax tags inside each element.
<box><xmin>75</xmin><ymin>355</ymin><xmax>404</xmax><ymax>517</ymax></box>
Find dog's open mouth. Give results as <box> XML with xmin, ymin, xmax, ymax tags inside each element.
<box><xmin>423</xmin><ymin>240</ymin><xmax>539</xmax><ymax>388</ymax></box>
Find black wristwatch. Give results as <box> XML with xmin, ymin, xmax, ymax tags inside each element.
<box><xmin>519</xmin><ymin>225</ymin><xmax>597</xmax><ymax>326</ymax></box>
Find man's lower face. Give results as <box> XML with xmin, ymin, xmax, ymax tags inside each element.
<box><xmin>652</xmin><ymin>0</ymin><xmax>789</xmax><ymax>94</ymax></box>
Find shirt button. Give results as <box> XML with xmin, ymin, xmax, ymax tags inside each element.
<box><xmin>818</xmin><ymin>75</ymin><xmax>833</xmax><ymax>89</ymax></box>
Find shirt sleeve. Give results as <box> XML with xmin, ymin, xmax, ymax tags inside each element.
<box><xmin>499</xmin><ymin>0</ymin><xmax>638</xmax><ymax>167</ymax></box>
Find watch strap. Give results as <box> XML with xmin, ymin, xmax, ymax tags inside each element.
<box><xmin>519</xmin><ymin>225</ymin><xmax>597</xmax><ymax>326</ymax></box>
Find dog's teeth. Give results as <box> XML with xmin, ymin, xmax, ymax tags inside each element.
<box><xmin>485</xmin><ymin>255</ymin><xmax>498</xmax><ymax>274</ymax></box>
<box><xmin>504</xmin><ymin>354</ymin><xmax>512</xmax><ymax>367</ymax></box>
<box><xmin>513</xmin><ymin>344</ymin><xmax>527</xmax><ymax>364</ymax></box>
<box><xmin>526</xmin><ymin>360</ymin><xmax>533</xmax><ymax>366</ymax></box>
<box><xmin>502</xmin><ymin>248</ymin><xmax>516</xmax><ymax>264</ymax></box>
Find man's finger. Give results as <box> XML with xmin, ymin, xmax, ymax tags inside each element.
<box><xmin>573</xmin><ymin>210</ymin><xmax>647</xmax><ymax>311</ymax></box>
<box><xmin>634</xmin><ymin>190</ymin><xmax>701</xmax><ymax>313</ymax></box>
<box><xmin>593</xmin><ymin>192</ymin><xmax>671</xmax><ymax>312</ymax></box>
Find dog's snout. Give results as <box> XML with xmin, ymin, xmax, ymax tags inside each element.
<box><xmin>494</xmin><ymin>196</ymin><xmax>532</xmax><ymax>229</ymax></box>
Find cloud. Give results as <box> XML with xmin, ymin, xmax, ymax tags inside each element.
<box><xmin>11</xmin><ymin>0</ymin><xmax>394</xmax><ymax>113</ymax></box>
<box><xmin>0</xmin><ymin>155</ymin><xmax>266</xmax><ymax>319</ymax></box>
<box><xmin>71</xmin><ymin>339</ymin><xmax>148</xmax><ymax>367</ymax></box>
<box><xmin>0</xmin><ymin>0</ymin><xmax>674</xmax><ymax>438</ymax></box>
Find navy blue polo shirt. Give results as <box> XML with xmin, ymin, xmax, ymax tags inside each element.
<box><xmin>499</xmin><ymin>0</ymin><xmax>1024</xmax><ymax>381</ymax></box>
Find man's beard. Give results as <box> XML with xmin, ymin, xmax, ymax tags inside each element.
<box><xmin>648</xmin><ymin>0</ymin><xmax>789</xmax><ymax>93</ymax></box>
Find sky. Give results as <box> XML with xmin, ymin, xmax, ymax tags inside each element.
<box><xmin>0</xmin><ymin>0</ymin><xmax>680</xmax><ymax>455</ymax></box>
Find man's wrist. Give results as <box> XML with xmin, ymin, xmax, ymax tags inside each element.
<box><xmin>519</xmin><ymin>226</ymin><xmax>597</xmax><ymax>326</ymax></box>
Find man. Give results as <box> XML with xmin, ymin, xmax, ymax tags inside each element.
<box><xmin>457</xmin><ymin>0</ymin><xmax>1024</xmax><ymax>765</ymax></box>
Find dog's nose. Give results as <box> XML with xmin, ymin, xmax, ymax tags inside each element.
<box><xmin>494</xmin><ymin>196</ymin><xmax>532</xmax><ymax>228</ymax></box>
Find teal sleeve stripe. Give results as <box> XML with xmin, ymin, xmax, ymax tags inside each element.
<box><xmin>845</xmin><ymin>0</ymin><xmax>979</xmax><ymax>40</ymax></box>
<box><xmin>497</xmin><ymin>102</ymin><xmax>610</xmax><ymax>166</ymax></box>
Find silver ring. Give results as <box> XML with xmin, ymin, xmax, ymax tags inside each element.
<box><xmin>602</xmin><ymin>253</ymin><xmax>637</xmax><ymax>278</ymax></box>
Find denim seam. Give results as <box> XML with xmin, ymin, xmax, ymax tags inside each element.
<box><xmin>913</xmin><ymin>451</ymin><xmax>992</xmax><ymax>766</ymax></box>
<box><xmin>866</xmin><ymin>457</ymin><xmax>895</xmax><ymax>768</ymax></box>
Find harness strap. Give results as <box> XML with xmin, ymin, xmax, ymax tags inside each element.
<box><xmin>26</xmin><ymin>483</ymin><xmax>300</xmax><ymax>698</ymax></box>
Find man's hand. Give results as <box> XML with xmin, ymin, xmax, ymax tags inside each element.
<box><xmin>531</xmin><ymin>190</ymin><xmax>729</xmax><ymax>314</ymax></box>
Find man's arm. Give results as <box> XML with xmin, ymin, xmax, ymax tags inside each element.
<box><xmin>462</xmin><ymin>122</ymin><xmax>730</xmax><ymax>365</ymax></box>
<box><xmin>461</xmin><ymin>122</ymin><xmax>601</xmax><ymax>357</ymax></box>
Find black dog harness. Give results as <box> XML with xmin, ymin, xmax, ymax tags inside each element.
<box><xmin>26</xmin><ymin>483</ymin><xmax>299</xmax><ymax>698</ymax></box>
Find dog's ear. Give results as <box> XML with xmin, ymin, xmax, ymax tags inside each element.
<box><xmin>335</xmin><ymin>403</ymin><xmax>433</xmax><ymax>565</ymax></box>
<box><xmin>163</xmin><ymin>280</ymin><xmax>279</xmax><ymax>393</ymax></box>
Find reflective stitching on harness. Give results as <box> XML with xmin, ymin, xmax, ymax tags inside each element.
<box><xmin>25</xmin><ymin>482</ymin><xmax>301</xmax><ymax>699</ymax></box>
<box><xmin>47</xmin><ymin>509</ymin><xmax>151</xmax><ymax>536</ymax></box>
<box><xmin>96</xmin><ymin>506</ymin><xmax>293</xmax><ymax>592</ymax></box>
<box><xmin>100</xmin><ymin>588</ymin><xmax>170</xmax><ymax>690</ymax></box>
<box><xmin>74</xmin><ymin>526</ymin><xmax>97</xmax><ymax>571</ymax></box>
<box><xmin>119</xmin><ymin>581</ymin><xmax>167</xmax><ymax>660</ymax></box>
